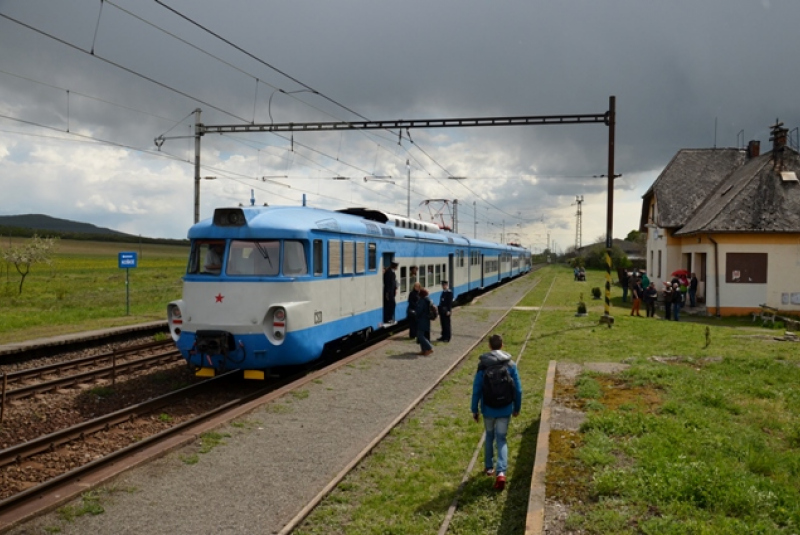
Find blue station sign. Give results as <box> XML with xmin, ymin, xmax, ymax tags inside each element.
<box><xmin>118</xmin><ymin>251</ymin><xmax>138</xmax><ymax>269</ymax></box>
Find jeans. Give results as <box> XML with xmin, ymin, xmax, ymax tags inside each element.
<box><xmin>672</xmin><ymin>302</ymin><xmax>681</xmax><ymax>321</ymax></box>
<box><xmin>484</xmin><ymin>416</ymin><xmax>510</xmax><ymax>474</ymax></box>
<box><xmin>417</xmin><ymin>330</ymin><xmax>432</xmax><ymax>351</ymax></box>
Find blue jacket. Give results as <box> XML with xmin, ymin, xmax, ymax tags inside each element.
<box><xmin>471</xmin><ymin>350</ymin><xmax>522</xmax><ymax>418</ymax></box>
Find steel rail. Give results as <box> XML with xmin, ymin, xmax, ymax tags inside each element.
<box><xmin>1</xmin><ymin>350</ymin><xmax>182</xmax><ymax>402</ymax></box>
<box><xmin>3</xmin><ymin>340</ymin><xmax>173</xmax><ymax>387</ymax></box>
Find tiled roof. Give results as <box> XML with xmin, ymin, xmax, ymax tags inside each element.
<box><xmin>649</xmin><ymin>149</ymin><xmax>746</xmax><ymax>228</ymax></box>
<box><xmin>676</xmin><ymin>148</ymin><xmax>800</xmax><ymax>235</ymax></box>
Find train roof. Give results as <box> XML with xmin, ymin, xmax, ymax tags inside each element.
<box><xmin>188</xmin><ymin>205</ymin><xmax>528</xmax><ymax>252</ymax></box>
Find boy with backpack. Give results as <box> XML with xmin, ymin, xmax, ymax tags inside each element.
<box><xmin>471</xmin><ymin>334</ymin><xmax>523</xmax><ymax>490</ymax></box>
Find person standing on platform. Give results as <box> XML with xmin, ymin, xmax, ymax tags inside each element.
<box><xmin>407</xmin><ymin>282</ymin><xmax>421</xmax><ymax>339</ymax></box>
<box><xmin>471</xmin><ymin>334</ymin><xmax>522</xmax><ymax>491</ymax></box>
<box><xmin>643</xmin><ymin>282</ymin><xmax>658</xmax><ymax>318</ymax></box>
<box><xmin>383</xmin><ymin>261</ymin><xmax>398</xmax><ymax>323</ymax></box>
<box><xmin>437</xmin><ymin>280</ymin><xmax>453</xmax><ymax>342</ymax></box>
<box><xmin>414</xmin><ymin>288</ymin><xmax>434</xmax><ymax>356</ymax></box>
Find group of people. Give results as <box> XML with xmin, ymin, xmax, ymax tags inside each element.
<box><xmin>406</xmin><ymin>274</ymin><xmax>452</xmax><ymax>356</ymax></box>
<box><xmin>386</xmin><ymin>261</ymin><xmax>523</xmax><ymax>492</ymax></box>
<box><xmin>621</xmin><ymin>269</ymin><xmax>699</xmax><ymax>321</ymax></box>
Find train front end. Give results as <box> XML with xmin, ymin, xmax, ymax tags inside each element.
<box><xmin>168</xmin><ymin>207</ymin><xmax>323</xmax><ymax>378</ymax></box>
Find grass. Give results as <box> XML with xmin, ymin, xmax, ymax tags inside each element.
<box><xmin>294</xmin><ymin>265</ymin><xmax>800</xmax><ymax>534</ymax></box>
<box><xmin>0</xmin><ymin>238</ymin><xmax>188</xmax><ymax>344</ymax></box>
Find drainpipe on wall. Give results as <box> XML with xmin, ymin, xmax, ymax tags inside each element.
<box><xmin>708</xmin><ymin>235</ymin><xmax>721</xmax><ymax>317</ymax></box>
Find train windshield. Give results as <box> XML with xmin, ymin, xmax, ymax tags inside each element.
<box><xmin>227</xmin><ymin>240</ymin><xmax>280</xmax><ymax>276</ymax></box>
<box><xmin>189</xmin><ymin>241</ymin><xmax>226</xmax><ymax>275</ymax></box>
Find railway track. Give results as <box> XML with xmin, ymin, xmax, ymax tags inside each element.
<box><xmin>1</xmin><ymin>341</ymin><xmax>179</xmax><ymax>402</ymax></box>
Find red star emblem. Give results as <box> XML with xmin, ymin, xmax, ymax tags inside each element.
<box><xmin>215</xmin><ymin>293</ymin><xmax>224</xmax><ymax>303</ymax></box>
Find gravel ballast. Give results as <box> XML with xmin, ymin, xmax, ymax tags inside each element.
<box><xmin>8</xmin><ymin>275</ymin><xmax>539</xmax><ymax>535</ymax></box>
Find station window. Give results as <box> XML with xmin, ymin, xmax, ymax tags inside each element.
<box><xmin>368</xmin><ymin>243</ymin><xmax>377</xmax><ymax>271</ymax></box>
<box><xmin>329</xmin><ymin>240</ymin><xmax>341</xmax><ymax>276</ymax></box>
<box><xmin>313</xmin><ymin>240</ymin><xmax>324</xmax><ymax>276</ymax></box>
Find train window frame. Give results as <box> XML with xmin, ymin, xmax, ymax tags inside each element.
<box><xmin>355</xmin><ymin>241</ymin><xmax>365</xmax><ymax>274</ymax></box>
<box><xmin>329</xmin><ymin>240</ymin><xmax>341</xmax><ymax>276</ymax></box>
<box><xmin>368</xmin><ymin>243</ymin><xmax>377</xmax><ymax>271</ymax></box>
<box><xmin>343</xmin><ymin>241</ymin><xmax>355</xmax><ymax>275</ymax></box>
<box><xmin>419</xmin><ymin>265</ymin><xmax>426</xmax><ymax>287</ymax></box>
<box><xmin>190</xmin><ymin>241</ymin><xmax>227</xmax><ymax>275</ymax></box>
<box><xmin>442</xmin><ymin>264</ymin><xmax>446</xmax><ymax>283</ymax></box>
<box><xmin>400</xmin><ymin>266</ymin><xmax>407</xmax><ymax>293</ymax></box>
<box><xmin>427</xmin><ymin>265</ymin><xmax>434</xmax><ymax>286</ymax></box>
<box><xmin>283</xmin><ymin>240</ymin><xmax>309</xmax><ymax>276</ymax></box>
<box><xmin>226</xmin><ymin>240</ymin><xmax>280</xmax><ymax>276</ymax></box>
<box><xmin>313</xmin><ymin>240</ymin><xmax>324</xmax><ymax>276</ymax></box>
<box><xmin>435</xmin><ymin>264</ymin><xmax>441</xmax><ymax>285</ymax></box>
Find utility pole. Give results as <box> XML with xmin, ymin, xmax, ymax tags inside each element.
<box><xmin>473</xmin><ymin>202</ymin><xmax>477</xmax><ymax>239</ymax></box>
<box><xmin>574</xmin><ymin>195</ymin><xmax>584</xmax><ymax>250</ymax></box>
<box><xmin>193</xmin><ymin>108</ymin><xmax>202</xmax><ymax>224</ymax></box>
<box><xmin>406</xmin><ymin>160</ymin><xmax>411</xmax><ymax>219</ymax></box>
<box><xmin>453</xmin><ymin>199</ymin><xmax>458</xmax><ymax>233</ymax></box>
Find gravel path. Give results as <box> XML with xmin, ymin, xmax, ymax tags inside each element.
<box><xmin>8</xmin><ymin>275</ymin><xmax>539</xmax><ymax>535</ymax></box>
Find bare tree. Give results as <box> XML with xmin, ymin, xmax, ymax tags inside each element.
<box><xmin>1</xmin><ymin>235</ymin><xmax>59</xmax><ymax>294</ymax></box>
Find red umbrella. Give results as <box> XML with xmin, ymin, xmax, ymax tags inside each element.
<box><xmin>671</xmin><ymin>269</ymin><xmax>690</xmax><ymax>277</ymax></box>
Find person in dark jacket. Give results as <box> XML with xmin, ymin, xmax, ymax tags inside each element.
<box><xmin>414</xmin><ymin>288</ymin><xmax>433</xmax><ymax>356</ymax></box>
<box><xmin>383</xmin><ymin>262</ymin><xmax>398</xmax><ymax>323</ymax></box>
<box><xmin>407</xmin><ymin>282</ymin><xmax>421</xmax><ymax>339</ymax></box>
<box><xmin>671</xmin><ymin>282</ymin><xmax>683</xmax><ymax>321</ymax></box>
<box><xmin>643</xmin><ymin>282</ymin><xmax>658</xmax><ymax>318</ymax></box>
<box><xmin>437</xmin><ymin>280</ymin><xmax>453</xmax><ymax>342</ymax></box>
<box><xmin>689</xmin><ymin>273</ymin><xmax>698</xmax><ymax>307</ymax></box>
<box><xmin>663</xmin><ymin>282</ymin><xmax>673</xmax><ymax>320</ymax></box>
<box><xmin>471</xmin><ymin>334</ymin><xmax>522</xmax><ymax>491</ymax></box>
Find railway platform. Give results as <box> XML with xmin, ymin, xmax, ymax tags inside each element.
<box><xmin>5</xmin><ymin>275</ymin><xmax>539</xmax><ymax>535</ymax></box>
<box><xmin>0</xmin><ymin>321</ymin><xmax>167</xmax><ymax>358</ymax></box>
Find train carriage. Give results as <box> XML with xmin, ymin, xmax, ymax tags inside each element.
<box><xmin>168</xmin><ymin>204</ymin><xmax>530</xmax><ymax>378</ymax></box>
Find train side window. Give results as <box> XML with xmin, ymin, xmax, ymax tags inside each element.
<box><xmin>191</xmin><ymin>241</ymin><xmax>225</xmax><ymax>275</ymax></box>
<box><xmin>355</xmin><ymin>241</ymin><xmax>365</xmax><ymax>274</ymax></box>
<box><xmin>435</xmin><ymin>264</ymin><xmax>441</xmax><ymax>285</ymax></box>
<box><xmin>442</xmin><ymin>264</ymin><xmax>446</xmax><ymax>282</ymax></box>
<box><xmin>329</xmin><ymin>240</ymin><xmax>341</xmax><ymax>276</ymax></box>
<box><xmin>368</xmin><ymin>243</ymin><xmax>377</xmax><ymax>271</ymax></box>
<box><xmin>343</xmin><ymin>241</ymin><xmax>355</xmax><ymax>274</ymax></box>
<box><xmin>419</xmin><ymin>265</ymin><xmax>426</xmax><ymax>287</ymax></box>
<box><xmin>400</xmin><ymin>266</ymin><xmax>407</xmax><ymax>293</ymax></box>
<box><xmin>283</xmin><ymin>240</ymin><xmax>308</xmax><ymax>276</ymax></box>
<box><xmin>427</xmin><ymin>265</ymin><xmax>434</xmax><ymax>286</ymax></box>
<box><xmin>313</xmin><ymin>240</ymin><xmax>324</xmax><ymax>276</ymax></box>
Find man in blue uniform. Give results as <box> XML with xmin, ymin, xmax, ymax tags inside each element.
<box><xmin>437</xmin><ymin>280</ymin><xmax>453</xmax><ymax>342</ymax></box>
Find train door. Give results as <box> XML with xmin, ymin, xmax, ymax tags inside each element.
<box><xmin>480</xmin><ymin>253</ymin><xmax>485</xmax><ymax>289</ymax></box>
<box><xmin>381</xmin><ymin>252</ymin><xmax>396</xmax><ymax>323</ymax></box>
<box><xmin>448</xmin><ymin>253</ymin><xmax>455</xmax><ymax>291</ymax></box>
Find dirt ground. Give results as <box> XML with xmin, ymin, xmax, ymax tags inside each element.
<box><xmin>543</xmin><ymin>362</ymin><xmax>630</xmax><ymax>535</ymax></box>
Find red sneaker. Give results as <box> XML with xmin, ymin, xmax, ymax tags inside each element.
<box><xmin>494</xmin><ymin>474</ymin><xmax>506</xmax><ymax>490</ymax></box>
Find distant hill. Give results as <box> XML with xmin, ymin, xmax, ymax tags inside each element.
<box><xmin>0</xmin><ymin>214</ymin><xmax>188</xmax><ymax>245</ymax></box>
<box><xmin>0</xmin><ymin>214</ymin><xmax>131</xmax><ymax>236</ymax></box>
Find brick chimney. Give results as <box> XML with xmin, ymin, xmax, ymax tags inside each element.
<box><xmin>747</xmin><ymin>140</ymin><xmax>760</xmax><ymax>159</ymax></box>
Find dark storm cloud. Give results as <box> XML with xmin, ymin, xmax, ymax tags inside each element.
<box><xmin>2</xmin><ymin>0</ymin><xmax>800</xmax><ymax>243</ymax></box>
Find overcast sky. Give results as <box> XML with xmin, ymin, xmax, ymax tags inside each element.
<box><xmin>1</xmin><ymin>0</ymin><xmax>799</xmax><ymax>252</ymax></box>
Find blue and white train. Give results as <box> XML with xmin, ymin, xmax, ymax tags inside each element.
<box><xmin>167</xmin><ymin>204</ymin><xmax>531</xmax><ymax>379</ymax></box>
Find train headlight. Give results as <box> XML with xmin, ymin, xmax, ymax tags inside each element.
<box><xmin>265</xmin><ymin>306</ymin><xmax>287</xmax><ymax>345</ymax></box>
<box><xmin>167</xmin><ymin>301</ymin><xmax>184</xmax><ymax>342</ymax></box>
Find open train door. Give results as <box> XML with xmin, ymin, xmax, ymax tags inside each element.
<box><xmin>448</xmin><ymin>253</ymin><xmax>455</xmax><ymax>291</ymax></box>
